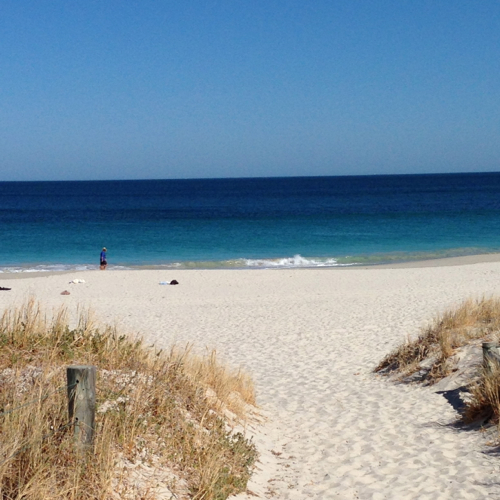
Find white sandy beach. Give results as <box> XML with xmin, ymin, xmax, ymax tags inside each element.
<box><xmin>1</xmin><ymin>259</ymin><xmax>500</xmax><ymax>499</ymax></box>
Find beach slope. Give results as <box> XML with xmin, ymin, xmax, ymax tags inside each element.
<box><xmin>2</xmin><ymin>259</ymin><xmax>500</xmax><ymax>498</ymax></box>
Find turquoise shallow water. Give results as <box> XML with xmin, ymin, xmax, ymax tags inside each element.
<box><xmin>1</xmin><ymin>173</ymin><xmax>500</xmax><ymax>272</ymax></box>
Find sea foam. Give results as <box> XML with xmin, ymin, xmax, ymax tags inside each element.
<box><xmin>242</xmin><ymin>254</ymin><xmax>346</xmax><ymax>268</ymax></box>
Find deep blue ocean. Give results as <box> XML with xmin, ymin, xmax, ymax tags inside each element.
<box><xmin>1</xmin><ymin>173</ymin><xmax>500</xmax><ymax>273</ymax></box>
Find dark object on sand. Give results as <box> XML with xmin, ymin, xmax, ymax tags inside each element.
<box><xmin>61</xmin><ymin>290</ymin><xmax>70</xmax><ymax>295</ymax></box>
<box><xmin>170</xmin><ymin>280</ymin><xmax>179</xmax><ymax>285</ymax></box>
<box><xmin>0</xmin><ymin>287</ymin><xmax>11</xmax><ymax>291</ymax></box>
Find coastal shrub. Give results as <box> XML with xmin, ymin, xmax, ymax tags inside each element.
<box><xmin>0</xmin><ymin>298</ymin><xmax>257</xmax><ymax>499</ymax></box>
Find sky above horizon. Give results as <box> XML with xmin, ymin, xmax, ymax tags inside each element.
<box><xmin>1</xmin><ymin>1</ymin><xmax>499</xmax><ymax>181</ymax></box>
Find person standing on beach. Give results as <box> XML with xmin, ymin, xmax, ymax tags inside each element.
<box><xmin>100</xmin><ymin>247</ymin><xmax>107</xmax><ymax>270</ymax></box>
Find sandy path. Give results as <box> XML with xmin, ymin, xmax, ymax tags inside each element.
<box><xmin>1</xmin><ymin>261</ymin><xmax>500</xmax><ymax>499</ymax></box>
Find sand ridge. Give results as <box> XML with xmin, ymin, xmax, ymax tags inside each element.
<box><xmin>1</xmin><ymin>262</ymin><xmax>500</xmax><ymax>498</ymax></box>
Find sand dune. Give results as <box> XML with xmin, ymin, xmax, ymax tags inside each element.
<box><xmin>2</xmin><ymin>259</ymin><xmax>500</xmax><ymax>498</ymax></box>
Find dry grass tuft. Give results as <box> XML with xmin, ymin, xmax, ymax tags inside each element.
<box><xmin>184</xmin><ymin>349</ymin><xmax>256</xmax><ymax>419</ymax></box>
<box><xmin>0</xmin><ymin>298</ymin><xmax>257</xmax><ymax>499</ymax></box>
<box><xmin>375</xmin><ymin>297</ymin><xmax>500</xmax><ymax>384</ymax></box>
<box><xmin>464</xmin><ymin>360</ymin><xmax>500</xmax><ymax>425</ymax></box>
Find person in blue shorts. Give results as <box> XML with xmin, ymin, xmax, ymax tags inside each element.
<box><xmin>100</xmin><ymin>247</ymin><xmax>107</xmax><ymax>270</ymax></box>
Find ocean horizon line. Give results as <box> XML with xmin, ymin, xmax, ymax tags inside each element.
<box><xmin>2</xmin><ymin>170</ymin><xmax>500</xmax><ymax>184</ymax></box>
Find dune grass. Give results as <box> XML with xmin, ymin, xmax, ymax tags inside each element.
<box><xmin>0</xmin><ymin>298</ymin><xmax>257</xmax><ymax>499</ymax></box>
<box><xmin>375</xmin><ymin>296</ymin><xmax>500</xmax><ymax>429</ymax></box>
<box><xmin>375</xmin><ymin>297</ymin><xmax>500</xmax><ymax>383</ymax></box>
<box><xmin>464</xmin><ymin>360</ymin><xmax>500</xmax><ymax>425</ymax></box>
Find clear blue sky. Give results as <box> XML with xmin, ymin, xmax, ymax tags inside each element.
<box><xmin>1</xmin><ymin>1</ymin><xmax>499</xmax><ymax>180</ymax></box>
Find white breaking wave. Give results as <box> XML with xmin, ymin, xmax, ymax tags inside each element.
<box><xmin>242</xmin><ymin>254</ymin><xmax>351</xmax><ymax>268</ymax></box>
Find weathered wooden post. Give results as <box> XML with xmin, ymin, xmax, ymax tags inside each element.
<box><xmin>67</xmin><ymin>365</ymin><xmax>96</xmax><ymax>448</ymax></box>
<box><xmin>482</xmin><ymin>342</ymin><xmax>500</xmax><ymax>375</ymax></box>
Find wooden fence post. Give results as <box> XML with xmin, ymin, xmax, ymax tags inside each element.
<box><xmin>67</xmin><ymin>365</ymin><xmax>96</xmax><ymax>448</ymax></box>
<box><xmin>482</xmin><ymin>342</ymin><xmax>500</xmax><ymax>375</ymax></box>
